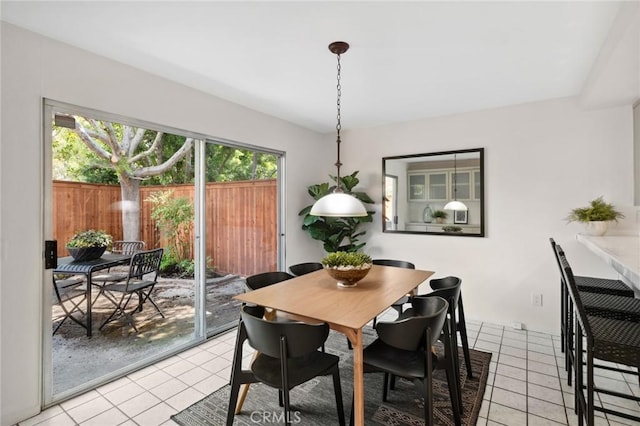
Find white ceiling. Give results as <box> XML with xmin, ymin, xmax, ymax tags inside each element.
<box><xmin>0</xmin><ymin>1</ymin><xmax>624</xmax><ymax>133</ymax></box>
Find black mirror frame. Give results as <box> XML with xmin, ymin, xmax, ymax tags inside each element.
<box><xmin>382</xmin><ymin>147</ymin><xmax>485</xmax><ymax>237</ymax></box>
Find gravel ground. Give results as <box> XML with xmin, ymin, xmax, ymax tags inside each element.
<box><xmin>51</xmin><ymin>274</ymin><xmax>246</xmax><ymax>394</ymax></box>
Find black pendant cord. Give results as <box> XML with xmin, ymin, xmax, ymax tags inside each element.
<box><xmin>453</xmin><ymin>154</ymin><xmax>457</xmax><ymax>200</ymax></box>
<box><xmin>334</xmin><ymin>51</ymin><xmax>343</xmax><ymax>192</ymax></box>
<box><xmin>329</xmin><ymin>41</ymin><xmax>349</xmax><ymax>193</ymax></box>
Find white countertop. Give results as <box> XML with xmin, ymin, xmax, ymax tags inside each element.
<box><xmin>576</xmin><ymin>234</ymin><xmax>640</xmax><ymax>289</ymax></box>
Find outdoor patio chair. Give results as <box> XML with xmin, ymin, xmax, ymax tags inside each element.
<box><xmin>52</xmin><ymin>275</ymin><xmax>87</xmax><ymax>335</ymax></box>
<box><xmin>98</xmin><ymin>248</ymin><xmax>164</xmax><ymax>332</ymax></box>
<box><xmin>92</xmin><ymin>240</ymin><xmax>146</xmax><ymax>285</ymax></box>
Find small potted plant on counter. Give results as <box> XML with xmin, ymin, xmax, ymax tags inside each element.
<box><xmin>432</xmin><ymin>210</ymin><xmax>448</xmax><ymax>224</ymax></box>
<box><xmin>566</xmin><ymin>196</ymin><xmax>624</xmax><ymax>236</ymax></box>
<box><xmin>321</xmin><ymin>251</ymin><xmax>373</xmax><ymax>288</ymax></box>
<box><xmin>66</xmin><ymin>229</ymin><xmax>113</xmax><ymax>261</ymax></box>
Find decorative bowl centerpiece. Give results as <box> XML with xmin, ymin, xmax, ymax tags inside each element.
<box><xmin>66</xmin><ymin>229</ymin><xmax>113</xmax><ymax>261</ymax></box>
<box><xmin>321</xmin><ymin>251</ymin><xmax>373</xmax><ymax>288</ymax></box>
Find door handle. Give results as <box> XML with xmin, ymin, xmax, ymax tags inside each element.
<box><xmin>44</xmin><ymin>240</ymin><xmax>57</xmax><ymax>269</ymax></box>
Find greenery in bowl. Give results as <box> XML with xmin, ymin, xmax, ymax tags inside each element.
<box><xmin>321</xmin><ymin>251</ymin><xmax>372</xmax><ymax>269</ymax></box>
<box><xmin>432</xmin><ymin>210</ymin><xmax>448</xmax><ymax>219</ymax></box>
<box><xmin>566</xmin><ymin>197</ymin><xmax>625</xmax><ymax>223</ymax></box>
<box><xmin>442</xmin><ymin>225</ymin><xmax>463</xmax><ymax>233</ymax></box>
<box><xmin>67</xmin><ymin>229</ymin><xmax>113</xmax><ymax>248</ymax></box>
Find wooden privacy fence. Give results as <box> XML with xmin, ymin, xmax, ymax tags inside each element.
<box><xmin>53</xmin><ymin>180</ymin><xmax>278</xmax><ymax>276</ymax></box>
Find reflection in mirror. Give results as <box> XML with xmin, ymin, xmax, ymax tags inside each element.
<box><xmin>382</xmin><ymin>148</ymin><xmax>485</xmax><ymax>237</ymax></box>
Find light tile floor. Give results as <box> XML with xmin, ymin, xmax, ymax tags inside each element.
<box><xmin>18</xmin><ymin>314</ymin><xmax>640</xmax><ymax>426</ymax></box>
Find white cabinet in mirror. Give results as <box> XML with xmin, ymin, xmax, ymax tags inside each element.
<box><xmin>383</xmin><ymin>148</ymin><xmax>485</xmax><ymax>237</ymax></box>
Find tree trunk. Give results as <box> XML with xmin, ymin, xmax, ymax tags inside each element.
<box><xmin>120</xmin><ymin>177</ymin><xmax>140</xmax><ymax>241</ymax></box>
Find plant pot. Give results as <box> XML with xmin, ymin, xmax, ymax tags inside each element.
<box><xmin>584</xmin><ymin>221</ymin><xmax>609</xmax><ymax>236</ymax></box>
<box><xmin>325</xmin><ymin>265</ymin><xmax>371</xmax><ymax>288</ymax></box>
<box><xmin>67</xmin><ymin>246</ymin><xmax>107</xmax><ymax>261</ymax></box>
<box><xmin>435</xmin><ymin>218</ymin><xmax>445</xmax><ymax>224</ymax></box>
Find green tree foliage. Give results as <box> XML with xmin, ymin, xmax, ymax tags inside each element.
<box><xmin>204</xmin><ymin>144</ymin><xmax>277</xmax><ymax>182</ymax></box>
<box><xmin>147</xmin><ymin>190</ymin><xmax>194</xmax><ymax>260</ymax></box>
<box><xmin>53</xmin><ymin>123</ymin><xmax>278</xmax><ymax>184</ymax></box>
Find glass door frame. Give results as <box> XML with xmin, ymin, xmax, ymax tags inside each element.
<box><xmin>42</xmin><ymin>98</ymin><xmax>285</xmax><ymax>406</ymax></box>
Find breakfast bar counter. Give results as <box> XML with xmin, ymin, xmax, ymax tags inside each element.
<box><xmin>576</xmin><ymin>234</ymin><xmax>640</xmax><ymax>291</ymax></box>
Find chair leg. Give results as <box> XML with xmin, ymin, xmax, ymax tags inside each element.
<box><xmin>282</xmin><ymin>388</ymin><xmax>291</xmax><ymax>426</ymax></box>
<box><xmin>382</xmin><ymin>373</ymin><xmax>389</xmax><ymax>401</ymax></box>
<box><xmin>457</xmin><ymin>297</ymin><xmax>473</xmax><ymax>378</ymax></box>
<box><xmin>420</xmin><ymin>375</ymin><xmax>433</xmax><ymax>426</ymax></box>
<box><xmin>349</xmin><ymin>393</ymin><xmax>354</xmax><ymax>426</ymax></box>
<box><xmin>332</xmin><ymin>368</ymin><xmax>346</xmax><ymax>426</ymax></box>
<box><xmin>226</xmin><ymin>380</ymin><xmax>241</xmax><ymax>425</ymax></box>
<box><xmin>443</xmin><ymin>321</ymin><xmax>463</xmax><ymax>423</ymax></box>
<box><xmin>560</xmin><ymin>281</ymin><xmax>566</xmax><ymax>354</ymax></box>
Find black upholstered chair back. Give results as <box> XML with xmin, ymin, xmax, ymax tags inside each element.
<box><xmin>555</xmin><ymin>244</ymin><xmax>591</xmax><ymax>337</ymax></box>
<box><xmin>245</xmin><ymin>271</ymin><xmax>294</xmax><ymax>291</ymax></box>
<box><xmin>289</xmin><ymin>262</ymin><xmax>323</xmax><ymax>276</ymax></box>
<box><xmin>240</xmin><ymin>306</ymin><xmax>330</xmax><ymax>358</ymax></box>
<box><xmin>376</xmin><ymin>296</ymin><xmax>448</xmax><ymax>352</ymax></box>
<box><xmin>372</xmin><ymin>259</ymin><xmax>416</xmax><ymax>269</ymax></box>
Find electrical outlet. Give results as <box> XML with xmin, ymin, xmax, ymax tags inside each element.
<box><xmin>512</xmin><ymin>321</ymin><xmax>523</xmax><ymax>330</ymax></box>
<box><xmin>531</xmin><ymin>293</ymin><xmax>543</xmax><ymax>307</ymax></box>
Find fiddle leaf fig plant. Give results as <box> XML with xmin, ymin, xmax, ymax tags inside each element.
<box><xmin>299</xmin><ymin>171</ymin><xmax>375</xmax><ymax>253</ymax></box>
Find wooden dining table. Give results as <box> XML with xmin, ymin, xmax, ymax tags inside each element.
<box><xmin>233</xmin><ymin>264</ymin><xmax>434</xmax><ymax>426</ymax></box>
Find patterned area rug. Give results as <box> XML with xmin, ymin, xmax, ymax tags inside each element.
<box><xmin>172</xmin><ymin>329</ymin><xmax>491</xmax><ymax>425</ymax></box>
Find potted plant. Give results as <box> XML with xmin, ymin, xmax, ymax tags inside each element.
<box><xmin>442</xmin><ymin>225</ymin><xmax>463</xmax><ymax>233</ymax></box>
<box><xmin>321</xmin><ymin>251</ymin><xmax>373</xmax><ymax>287</ymax></box>
<box><xmin>432</xmin><ymin>210</ymin><xmax>448</xmax><ymax>224</ymax></box>
<box><xmin>566</xmin><ymin>197</ymin><xmax>624</xmax><ymax>236</ymax></box>
<box><xmin>299</xmin><ymin>171</ymin><xmax>375</xmax><ymax>253</ymax></box>
<box><xmin>67</xmin><ymin>229</ymin><xmax>113</xmax><ymax>261</ymax></box>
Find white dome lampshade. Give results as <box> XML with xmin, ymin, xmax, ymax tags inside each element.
<box><xmin>444</xmin><ymin>200</ymin><xmax>468</xmax><ymax>211</ymax></box>
<box><xmin>310</xmin><ymin>192</ymin><xmax>367</xmax><ymax>217</ymax></box>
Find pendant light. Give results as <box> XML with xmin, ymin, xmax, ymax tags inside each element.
<box><xmin>444</xmin><ymin>154</ymin><xmax>468</xmax><ymax>211</ymax></box>
<box><xmin>310</xmin><ymin>41</ymin><xmax>367</xmax><ymax>217</ymax></box>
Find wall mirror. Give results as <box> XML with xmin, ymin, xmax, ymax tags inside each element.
<box><xmin>382</xmin><ymin>148</ymin><xmax>485</xmax><ymax>237</ymax></box>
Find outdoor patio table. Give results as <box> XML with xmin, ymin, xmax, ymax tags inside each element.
<box><xmin>54</xmin><ymin>254</ymin><xmax>131</xmax><ymax>337</ymax></box>
<box><xmin>233</xmin><ymin>264</ymin><xmax>434</xmax><ymax>426</ymax></box>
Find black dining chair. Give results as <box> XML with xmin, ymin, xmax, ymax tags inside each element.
<box><xmin>353</xmin><ymin>296</ymin><xmax>461</xmax><ymax>426</ymax></box>
<box><xmin>556</xmin><ymin>243</ymin><xmax>640</xmax><ymax>426</ymax></box>
<box><xmin>402</xmin><ymin>278</ymin><xmax>465</xmax><ymax>414</ymax></box>
<box><xmin>92</xmin><ymin>241</ymin><xmax>146</xmax><ymax>285</ymax></box>
<box><xmin>245</xmin><ymin>271</ymin><xmax>294</xmax><ymax>291</ymax></box>
<box><xmin>371</xmin><ymin>259</ymin><xmax>416</xmax><ymax>327</ymax></box>
<box><xmin>428</xmin><ymin>276</ymin><xmax>473</xmax><ymax>379</ymax></box>
<box><xmin>288</xmin><ymin>262</ymin><xmax>323</xmax><ymax>276</ymax></box>
<box><xmin>227</xmin><ymin>305</ymin><xmax>345</xmax><ymax>426</ymax></box>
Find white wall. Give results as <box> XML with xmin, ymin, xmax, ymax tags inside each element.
<box><xmin>0</xmin><ymin>23</ymin><xmax>330</xmax><ymax>425</ymax></box>
<box><xmin>343</xmin><ymin>97</ymin><xmax>633</xmax><ymax>334</ymax></box>
<box><xmin>2</xmin><ymin>12</ymin><xmax>638</xmax><ymax>425</ymax></box>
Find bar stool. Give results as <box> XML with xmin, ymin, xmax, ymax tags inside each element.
<box><xmin>549</xmin><ymin>238</ymin><xmax>634</xmax><ymax>356</ymax></box>
<box><xmin>556</xmin><ymin>243</ymin><xmax>640</xmax><ymax>426</ymax></box>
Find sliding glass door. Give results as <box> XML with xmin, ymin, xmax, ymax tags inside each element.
<box><xmin>43</xmin><ymin>100</ymin><xmax>283</xmax><ymax>405</ymax></box>
<box><xmin>201</xmin><ymin>142</ymin><xmax>281</xmax><ymax>336</ymax></box>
